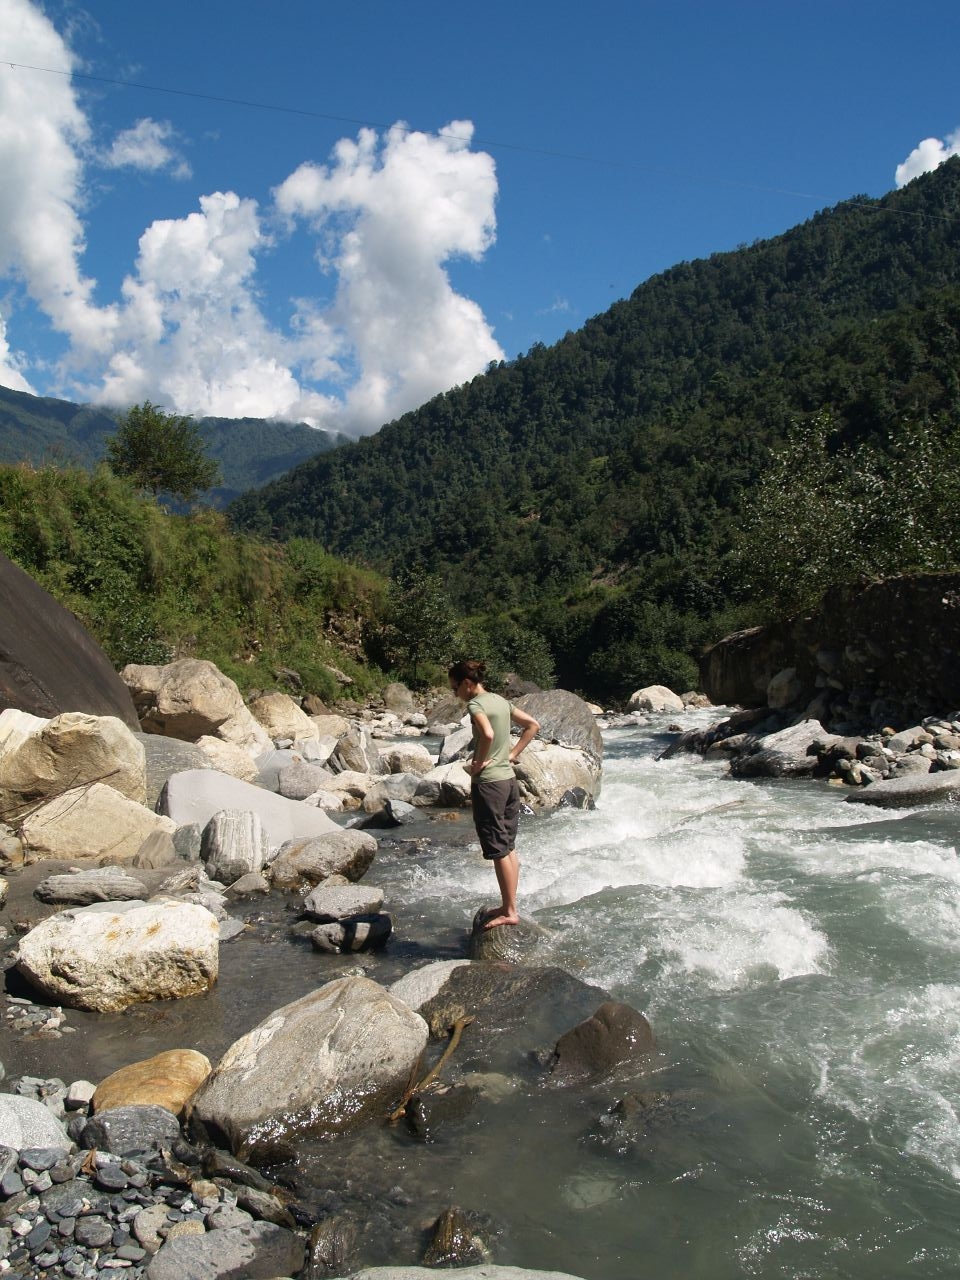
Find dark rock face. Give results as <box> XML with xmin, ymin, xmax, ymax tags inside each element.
<box><xmin>0</xmin><ymin>552</ymin><xmax>139</xmax><ymax>728</ymax></box>
<box><xmin>514</xmin><ymin>689</ymin><xmax>604</xmax><ymax>766</ymax></box>
<box><xmin>700</xmin><ymin>573</ymin><xmax>960</xmax><ymax>725</ymax></box>
<box><xmin>549</xmin><ymin>1001</ymin><xmax>656</xmax><ymax>1081</ymax></box>
<box><xmin>418</xmin><ymin>962</ymin><xmax>612</xmax><ymax>1074</ymax></box>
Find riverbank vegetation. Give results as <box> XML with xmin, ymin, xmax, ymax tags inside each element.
<box><xmin>0</xmin><ymin>463</ymin><xmax>387</xmax><ymax>702</ymax></box>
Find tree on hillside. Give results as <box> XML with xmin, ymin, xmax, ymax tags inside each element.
<box><xmin>105</xmin><ymin>401</ymin><xmax>220</xmax><ymax>500</ymax></box>
<box><xmin>373</xmin><ymin>566</ymin><xmax>460</xmax><ymax>687</ymax></box>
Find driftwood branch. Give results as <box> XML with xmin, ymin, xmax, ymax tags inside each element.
<box><xmin>388</xmin><ymin>1015</ymin><xmax>476</xmax><ymax>1123</ymax></box>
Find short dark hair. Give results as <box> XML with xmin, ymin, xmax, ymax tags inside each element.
<box><xmin>448</xmin><ymin>659</ymin><xmax>487</xmax><ymax>685</ymax></box>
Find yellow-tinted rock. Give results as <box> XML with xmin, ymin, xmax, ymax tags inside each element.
<box><xmin>93</xmin><ymin>1049</ymin><xmax>212</xmax><ymax>1116</ymax></box>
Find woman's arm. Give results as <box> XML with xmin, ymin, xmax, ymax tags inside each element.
<box><xmin>509</xmin><ymin>707</ymin><xmax>540</xmax><ymax>764</ymax></box>
<box><xmin>468</xmin><ymin>710</ymin><xmax>495</xmax><ymax>776</ymax></box>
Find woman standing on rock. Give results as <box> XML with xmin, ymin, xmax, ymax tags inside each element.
<box><xmin>448</xmin><ymin>659</ymin><xmax>540</xmax><ymax>929</ymax></box>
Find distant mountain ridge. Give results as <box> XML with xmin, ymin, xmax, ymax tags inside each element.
<box><xmin>0</xmin><ymin>384</ymin><xmax>345</xmax><ymax>503</ymax></box>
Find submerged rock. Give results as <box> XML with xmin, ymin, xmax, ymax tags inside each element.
<box><xmin>422</xmin><ymin>1206</ymin><xmax>490</xmax><ymax>1267</ymax></box>
<box><xmin>548</xmin><ymin>1001</ymin><xmax>656</xmax><ymax>1081</ymax></box>
<box><xmin>469</xmin><ymin>908</ymin><xmax>551</xmax><ymax>963</ymax></box>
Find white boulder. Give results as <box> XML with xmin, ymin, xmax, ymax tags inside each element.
<box><xmin>16</xmin><ymin>898</ymin><xmax>220</xmax><ymax>1011</ymax></box>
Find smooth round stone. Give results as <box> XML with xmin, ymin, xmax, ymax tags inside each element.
<box><xmin>116</xmin><ymin>1242</ymin><xmax>147</xmax><ymax>1261</ymax></box>
<box><xmin>74</xmin><ymin>1214</ymin><xmax>113</xmax><ymax>1247</ymax></box>
<box><xmin>26</xmin><ymin>1219</ymin><xmax>52</xmax><ymax>1251</ymax></box>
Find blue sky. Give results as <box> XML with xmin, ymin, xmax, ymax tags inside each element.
<box><xmin>1</xmin><ymin>0</ymin><xmax>958</xmax><ymax>436</ymax></box>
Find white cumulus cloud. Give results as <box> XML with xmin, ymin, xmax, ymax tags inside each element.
<box><xmin>895</xmin><ymin>129</ymin><xmax>960</xmax><ymax>187</ymax></box>
<box><xmin>0</xmin><ymin>0</ymin><xmax>117</xmax><ymax>362</ymax></box>
<box><xmin>0</xmin><ymin>314</ymin><xmax>34</xmax><ymax>393</ymax></box>
<box><xmin>274</xmin><ymin>121</ymin><xmax>504</xmax><ymax>432</ymax></box>
<box><xmin>91</xmin><ymin>190</ymin><xmax>336</xmax><ymax>422</ymax></box>
<box><xmin>103</xmin><ymin>118</ymin><xmax>192</xmax><ymax>180</ymax></box>
<box><xmin>0</xmin><ymin>0</ymin><xmax>502</xmax><ymax>434</ymax></box>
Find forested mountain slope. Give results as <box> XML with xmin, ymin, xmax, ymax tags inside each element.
<box><xmin>0</xmin><ymin>385</ymin><xmax>343</xmax><ymax>504</ymax></box>
<box><xmin>231</xmin><ymin>159</ymin><xmax>960</xmax><ymax>628</ymax></box>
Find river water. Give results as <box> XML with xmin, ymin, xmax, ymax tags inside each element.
<box><xmin>368</xmin><ymin>710</ymin><xmax>960</xmax><ymax>1279</ymax></box>
<box><xmin>9</xmin><ymin>709</ymin><xmax>960</xmax><ymax>1278</ymax></box>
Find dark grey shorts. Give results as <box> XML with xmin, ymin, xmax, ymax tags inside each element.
<box><xmin>471</xmin><ymin>777</ymin><xmax>521</xmax><ymax>860</ymax></box>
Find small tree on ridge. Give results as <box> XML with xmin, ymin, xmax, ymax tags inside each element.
<box><xmin>106</xmin><ymin>401</ymin><xmax>220</xmax><ymax>501</ymax></box>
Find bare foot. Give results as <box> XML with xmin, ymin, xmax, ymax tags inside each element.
<box><xmin>482</xmin><ymin>911</ymin><xmax>520</xmax><ymax>930</ymax></box>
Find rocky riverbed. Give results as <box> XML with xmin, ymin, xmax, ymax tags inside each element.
<box><xmin>0</xmin><ymin>662</ymin><xmax>665</xmax><ymax>1280</ymax></box>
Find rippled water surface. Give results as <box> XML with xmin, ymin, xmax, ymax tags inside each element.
<box><xmin>13</xmin><ymin>711</ymin><xmax>960</xmax><ymax>1278</ymax></box>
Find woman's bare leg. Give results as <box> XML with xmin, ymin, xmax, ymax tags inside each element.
<box><xmin>485</xmin><ymin>851</ymin><xmax>520</xmax><ymax>928</ymax></box>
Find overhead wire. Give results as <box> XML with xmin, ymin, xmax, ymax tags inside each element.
<box><xmin>0</xmin><ymin>59</ymin><xmax>955</xmax><ymax>222</ymax></box>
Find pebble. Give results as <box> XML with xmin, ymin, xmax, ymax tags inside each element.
<box><xmin>0</xmin><ymin>1072</ymin><xmax>310</xmax><ymax>1280</ymax></box>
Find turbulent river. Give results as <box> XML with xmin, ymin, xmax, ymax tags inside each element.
<box><xmin>12</xmin><ymin>708</ymin><xmax>960</xmax><ymax>1278</ymax></box>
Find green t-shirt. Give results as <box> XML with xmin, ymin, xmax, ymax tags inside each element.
<box><xmin>467</xmin><ymin>691</ymin><xmax>515</xmax><ymax>782</ymax></box>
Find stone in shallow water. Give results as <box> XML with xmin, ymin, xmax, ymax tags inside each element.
<box><xmin>187</xmin><ymin>976</ymin><xmax>428</xmax><ymax>1159</ymax></box>
<box><xmin>144</xmin><ymin>1219</ymin><xmax>305</xmax><ymax>1280</ymax></box>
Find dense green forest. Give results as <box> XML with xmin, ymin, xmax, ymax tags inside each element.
<box><xmin>0</xmin><ymin>384</ymin><xmax>343</xmax><ymax>505</ymax></box>
<box><xmin>231</xmin><ymin>160</ymin><xmax>960</xmax><ymax>697</ymax></box>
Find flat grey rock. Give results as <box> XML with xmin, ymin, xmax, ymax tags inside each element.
<box><xmin>80</xmin><ymin>1104</ymin><xmax>181</xmax><ymax>1155</ymax></box>
<box><xmin>34</xmin><ymin>867</ymin><xmax>148</xmax><ymax>905</ymax></box>
<box><xmin>158</xmin><ymin>768</ymin><xmax>340</xmax><ymax>851</ymax></box>
<box><xmin>302</xmin><ymin>883</ymin><xmax>385</xmax><ymax>921</ymax></box>
<box><xmin>145</xmin><ymin>1220</ymin><xmax>305</xmax><ymax>1280</ymax></box>
<box><xmin>137</xmin><ymin>735</ymin><xmax>211</xmax><ymax>808</ymax></box>
<box><xmin>845</xmin><ymin>770</ymin><xmax>960</xmax><ymax>807</ymax></box>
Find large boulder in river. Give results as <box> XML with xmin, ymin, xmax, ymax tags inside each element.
<box><xmin>269</xmin><ymin>829</ymin><xmax>377</xmax><ymax>889</ymax></box>
<box><xmin>514</xmin><ymin>740</ymin><xmax>601</xmax><ymax>812</ymax></box>
<box><xmin>19</xmin><ymin>783</ymin><xmax>176</xmax><ymax>863</ymax></box>
<box><xmin>627</xmin><ymin>685</ymin><xmax>684</xmax><ymax>715</ymax></box>
<box><xmin>515</xmin><ymin>689</ymin><xmax>603</xmax><ymax>767</ymax></box>
<box><xmin>729</xmin><ymin>720</ymin><xmax>830</xmax><ymax>779</ymax></box>
<box><xmin>16</xmin><ymin>898</ymin><xmax>220</xmax><ymax>1011</ymax></box>
<box><xmin>0</xmin><ymin>550</ymin><xmax>139</xmax><ymax>728</ymax></box>
<box><xmin>548</xmin><ymin>1001</ymin><xmax>655</xmax><ymax>1081</ymax></box>
<box><xmin>249</xmin><ymin>691</ymin><xmax>320</xmax><ymax>743</ymax></box>
<box><xmin>158</xmin><ymin>768</ymin><xmax>340</xmax><ymax>851</ymax></box>
<box><xmin>187</xmin><ymin>976</ymin><xmax>428</xmax><ymax>1159</ymax></box>
<box><xmin>419</xmin><ymin>963</ymin><xmax>616</xmax><ymax>1078</ymax></box>
<box><xmin>0</xmin><ymin>711</ymin><xmax>146</xmax><ymax>824</ymax></box>
<box><xmin>844</xmin><ymin>770</ymin><xmax>960</xmax><ymax>808</ymax></box>
<box><xmin>121</xmin><ymin>659</ymin><xmax>271</xmax><ymax>754</ymax></box>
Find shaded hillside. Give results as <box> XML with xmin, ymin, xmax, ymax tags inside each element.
<box><xmin>0</xmin><ymin>386</ymin><xmax>345</xmax><ymax>503</ymax></box>
<box><xmin>231</xmin><ymin>160</ymin><xmax>960</xmax><ymax>632</ymax></box>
